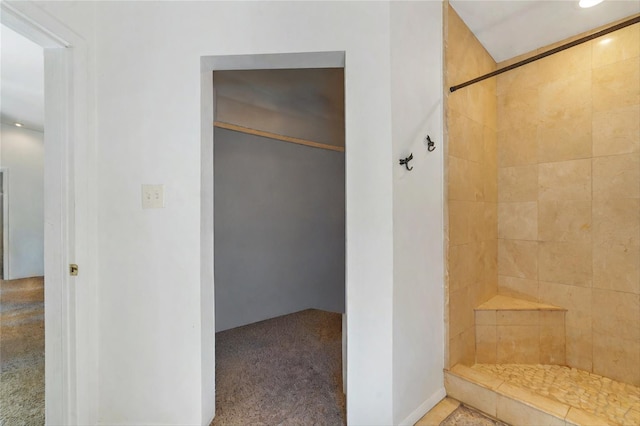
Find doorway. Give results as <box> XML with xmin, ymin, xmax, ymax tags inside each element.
<box><xmin>200</xmin><ymin>52</ymin><xmax>347</xmax><ymax>424</ymax></box>
<box><xmin>0</xmin><ymin>2</ymin><xmax>85</xmax><ymax>423</ymax></box>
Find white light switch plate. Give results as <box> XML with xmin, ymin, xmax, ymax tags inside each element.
<box><xmin>142</xmin><ymin>184</ymin><xmax>164</xmax><ymax>209</ymax></box>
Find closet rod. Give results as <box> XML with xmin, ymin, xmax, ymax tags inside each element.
<box><xmin>214</xmin><ymin>121</ymin><xmax>345</xmax><ymax>153</ymax></box>
<box><xmin>449</xmin><ymin>14</ymin><xmax>640</xmax><ymax>93</ymax></box>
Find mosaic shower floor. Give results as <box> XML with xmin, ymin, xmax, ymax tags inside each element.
<box><xmin>472</xmin><ymin>364</ymin><xmax>640</xmax><ymax>425</ymax></box>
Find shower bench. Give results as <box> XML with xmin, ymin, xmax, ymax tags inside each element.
<box><xmin>474</xmin><ymin>295</ymin><xmax>567</xmax><ymax>365</ymax></box>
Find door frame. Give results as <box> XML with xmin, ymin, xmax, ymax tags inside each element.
<box><xmin>1</xmin><ymin>2</ymin><xmax>94</xmax><ymax>424</ymax></box>
<box><xmin>200</xmin><ymin>51</ymin><xmax>346</xmax><ymax>424</ymax></box>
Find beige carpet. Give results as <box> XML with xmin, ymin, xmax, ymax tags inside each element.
<box><xmin>212</xmin><ymin>309</ymin><xmax>345</xmax><ymax>425</ymax></box>
<box><xmin>0</xmin><ymin>277</ymin><xmax>45</xmax><ymax>425</ymax></box>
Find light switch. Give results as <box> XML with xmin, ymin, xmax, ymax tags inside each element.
<box><xmin>142</xmin><ymin>184</ymin><xmax>164</xmax><ymax>209</ymax></box>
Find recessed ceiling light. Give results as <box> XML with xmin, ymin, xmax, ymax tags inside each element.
<box><xmin>14</xmin><ymin>123</ymin><xmax>23</xmax><ymax>127</ymax></box>
<box><xmin>579</xmin><ymin>0</ymin><xmax>604</xmax><ymax>8</ymax></box>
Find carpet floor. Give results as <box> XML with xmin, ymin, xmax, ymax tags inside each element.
<box><xmin>212</xmin><ymin>309</ymin><xmax>345</xmax><ymax>426</ymax></box>
<box><xmin>0</xmin><ymin>277</ymin><xmax>45</xmax><ymax>426</ymax></box>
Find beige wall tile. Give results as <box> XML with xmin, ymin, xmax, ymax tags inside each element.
<box><xmin>497</xmin><ymin>325</ymin><xmax>540</xmax><ymax>363</ymax></box>
<box><xmin>565</xmin><ymin>326</ymin><xmax>593</xmax><ymax>371</ymax></box>
<box><xmin>592</xmin><ymin>289</ymin><xmax>640</xmax><ymax>341</ymax></box>
<box><xmin>592</xmin><ymin>24</ymin><xmax>640</xmax><ymax>69</ymax></box>
<box><xmin>449</xmin><ymin>242</ymin><xmax>480</xmax><ymax>293</ymax></box>
<box><xmin>498</xmin><ymin>275</ymin><xmax>539</xmax><ymax>301</ymax></box>
<box><xmin>538</xmin><ymin>159</ymin><xmax>592</xmax><ymax>201</ymax></box>
<box><xmin>593</xmin><ymin>241</ymin><xmax>640</xmax><ymax>294</ymax></box>
<box><xmin>481</xmin><ymin>203</ymin><xmax>498</xmax><ymax>242</ymax></box>
<box><xmin>593</xmin><ymin>198</ymin><xmax>640</xmax><ymax>246</ymax></box>
<box><xmin>496</xmin><ymin>310</ymin><xmax>539</xmax><ymax>326</ymax></box>
<box><xmin>592</xmin><ymin>57</ymin><xmax>640</xmax><ymax>113</ymax></box>
<box><xmin>498</xmin><ymin>239</ymin><xmax>538</xmax><ymax>279</ymax></box>
<box><xmin>537</xmin><ymin>41</ymin><xmax>592</xmax><ymax>83</ymax></box>
<box><xmin>476</xmin><ymin>325</ymin><xmax>497</xmax><ymax>363</ymax></box>
<box><xmin>497</xmin><ymin>124</ymin><xmax>538</xmax><ymax>167</ymax></box>
<box><xmin>475</xmin><ymin>310</ymin><xmax>496</xmax><ymax>326</ymax></box>
<box><xmin>497</xmin><ymin>61</ymin><xmax>541</xmax><ymax>96</ymax></box>
<box><xmin>538</xmin><ymin>281</ymin><xmax>592</xmax><ymax>331</ymax></box>
<box><xmin>498</xmin><ymin>202</ymin><xmax>538</xmax><ymax>240</ymax></box>
<box><xmin>449</xmin><ymin>156</ymin><xmax>484</xmax><ymax>201</ymax></box>
<box><xmin>538</xmin><ymin>241</ymin><xmax>592</xmax><ymax>287</ymax></box>
<box><xmin>496</xmin><ymin>394</ymin><xmax>565</xmax><ymax>426</ymax></box>
<box><xmin>539</xmin><ymin>70</ymin><xmax>591</xmax><ymax>122</ymax></box>
<box><xmin>540</xmin><ymin>311</ymin><xmax>565</xmax><ymax>326</ymax></box>
<box><xmin>450</xmin><ymin>286</ymin><xmax>475</xmax><ymax>337</ymax></box>
<box><xmin>449</xmin><ymin>110</ymin><xmax>484</xmax><ymax>163</ymax></box>
<box><xmin>449</xmin><ymin>200</ymin><xmax>471</xmax><ymax>246</ymax></box>
<box><xmin>593</xmin><ymin>332</ymin><xmax>640</xmax><ymax>386</ymax></box>
<box><xmin>483</xmin><ymin>127</ymin><xmax>498</xmax><ymax>202</ymax></box>
<box><xmin>538</xmin><ymin>200</ymin><xmax>591</xmax><ymax>243</ymax></box>
<box><xmin>468</xmin><ymin>202</ymin><xmax>487</xmax><ymax>243</ymax></box>
<box><xmin>498</xmin><ymin>87</ymin><xmax>539</xmax><ymax>132</ymax></box>
<box><xmin>540</xmin><ymin>323</ymin><xmax>566</xmax><ymax>365</ymax></box>
<box><xmin>593</xmin><ymin>153</ymin><xmax>640</xmax><ymax>200</ymax></box>
<box><xmin>498</xmin><ymin>165</ymin><xmax>538</xmax><ymax>202</ymax></box>
<box><xmin>449</xmin><ymin>327</ymin><xmax>475</xmax><ymax>368</ymax></box>
<box><xmin>593</xmin><ymin>105</ymin><xmax>640</xmax><ymax>156</ymax></box>
<box><xmin>479</xmin><ymin>240</ymin><xmax>499</xmax><ymax>302</ymax></box>
<box><xmin>537</xmin><ymin>106</ymin><xmax>592</xmax><ymax>163</ymax></box>
<box><xmin>444</xmin><ymin>372</ymin><xmax>497</xmax><ymax>417</ymax></box>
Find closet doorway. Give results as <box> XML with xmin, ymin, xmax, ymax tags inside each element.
<box><xmin>212</xmin><ymin>66</ymin><xmax>346</xmax><ymax>424</ymax></box>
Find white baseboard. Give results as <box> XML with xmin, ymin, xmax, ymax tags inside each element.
<box><xmin>399</xmin><ymin>387</ymin><xmax>447</xmax><ymax>426</ymax></box>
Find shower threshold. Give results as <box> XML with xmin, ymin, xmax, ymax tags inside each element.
<box><xmin>445</xmin><ymin>364</ymin><xmax>639</xmax><ymax>426</ymax></box>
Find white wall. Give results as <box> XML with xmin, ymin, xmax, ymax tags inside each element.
<box><xmin>30</xmin><ymin>1</ymin><xmax>445</xmax><ymax>425</ymax></box>
<box><xmin>0</xmin><ymin>123</ymin><xmax>44</xmax><ymax>279</ymax></box>
<box><xmin>214</xmin><ymin>128</ymin><xmax>345</xmax><ymax>332</ymax></box>
<box><xmin>391</xmin><ymin>2</ymin><xmax>446</xmax><ymax>424</ymax></box>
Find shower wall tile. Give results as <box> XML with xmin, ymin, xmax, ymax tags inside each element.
<box><xmin>592</xmin><ymin>105</ymin><xmax>640</xmax><ymax>156</ymax></box>
<box><xmin>592</xmin><ymin>57</ymin><xmax>640</xmax><ymax>112</ymax></box>
<box><xmin>497</xmin><ymin>21</ymin><xmax>640</xmax><ymax>382</ymax></box>
<box><xmin>449</xmin><ymin>156</ymin><xmax>484</xmax><ymax>201</ymax></box>
<box><xmin>537</xmin><ymin>106</ymin><xmax>592</xmax><ymax>162</ymax></box>
<box><xmin>591</xmin><ymin>23</ymin><xmax>640</xmax><ymax>68</ymax></box>
<box><xmin>498</xmin><ymin>240</ymin><xmax>538</xmax><ymax>279</ymax></box>
<box><xmin>593</xmin><ymin>198</ymin><xmax>640</xmax><ymax>246</ymax></box>
<box><xmin>538</xmin><ymin>241</ymin><xmax>592</xmax><ymax>287</ymax></box>
<box><xmin>592</xmin><ymin>289</ymin><xmax>640</xmax><ymax>341</ymax></box>
<box><xmin>538</xmin><ymin>200</ymin><xmax>592</xmax><ymax>243</ymax></box>
<box><xmin>538</xmin><ymin>70</ymin><xmax>592</xmax><ymax>120</ymax></box>
<box><xmin>593</xmin><ymin>242</ymin><xmax>640</xmax><ymax>294</ymax></box>
<box><xmin>449</xmin><ymin>110</ymin><xmax>484</xmax><ymax>162</ymax></box>
<box><xmin>538</xmin><ymin>159</ymin><xmax>592</xmax><ymax>201</ymax></box>
<box><xmin>565</xmin><ymin>326</ymin><xmax>593</xmax><ymax>372</ymax></box>
<box><xmin>446</xmin><ymin>4</ymin><xmax>498</xmax><ymax>368</ymax></box>
<box><xmin>498</xmin><ymin>275</ymin><xmax>539</xmax><ymax>302</ymax></box>
<box><xmin>538</xmin><ymin>281</ymin><xmax>592</xmax><ymax>331</ymax></box>
<box><xmin>476</xmin><ymin>325</ymin><xmax>497</xmax><ymax>364</ymax></box>
<box><xmin>540</xmin><ymin>321</ymin><xmax>566</xmax><ymax>365</ymax></box>
<box><xmin>497</xmin><ymin>124</ymin><xmax>538</xmax><ymax>167</ymax></box>
<box><xmin>593</xmin><ymin>153</ymin><xmax>640</xmax><ymax>199</ymax></box>
<box><xmin>498</xmin><ymin>87</ymin><xmax>539</xmax><ymax>131</ymax></box>
<box><xmin>537</xmin><ymin>42</ymin><xmax>592</xmax><ymax>82</ymax></box>
<box><xmin>496</xmin><ymin>325</ymin><xmax>540</xmax><ymax>363</ymax></box>
<box><xmin>498</xmin><ymin>202</ymin><xmax>538</xmax><ymax>241</ymax></box>
<box><xmin>593</xmin><ymin>333</ymin><xmax>640</xmax><ymax>386</ymax></box>
<box><xmin>498</xmin><ymin>165</ymin><xmax>538</xmax><ymax>202</ymax></box>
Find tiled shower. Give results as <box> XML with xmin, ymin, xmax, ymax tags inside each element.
<box><xmin>445</xmin><ymin>3</ymin><xmax>639</xmax><ymax>424</ymax></box>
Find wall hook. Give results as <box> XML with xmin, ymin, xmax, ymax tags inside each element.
<box><xmin>426</xmin><ymin>135</ymin><xmax>436</xmax><ymax>152</ymax></box>
<box><xmin>399</xmin><ymin>153</ymin><xmax>414</xmax><ymax>171</ymax></box>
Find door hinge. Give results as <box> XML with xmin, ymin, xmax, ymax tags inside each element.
<box><xmin>69</xmin><ymin>264</ymin><xmax>78</xmax><ymax>276</ymax></box>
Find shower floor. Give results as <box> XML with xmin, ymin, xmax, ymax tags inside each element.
<box><xmin>472</xmin><ymin>364</ymin><xmax>640</xmax><ymax>425</ymax></box>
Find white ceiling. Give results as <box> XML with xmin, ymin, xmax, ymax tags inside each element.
<box><xmin>450</xmin><ymin>0</ymin><xmax>640</xmax><ymax>63</ymax></box>
<box><xmin>1</xmin><ymin>24</ymin><xmax>44</xmax><ymax>132</ymax></box>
